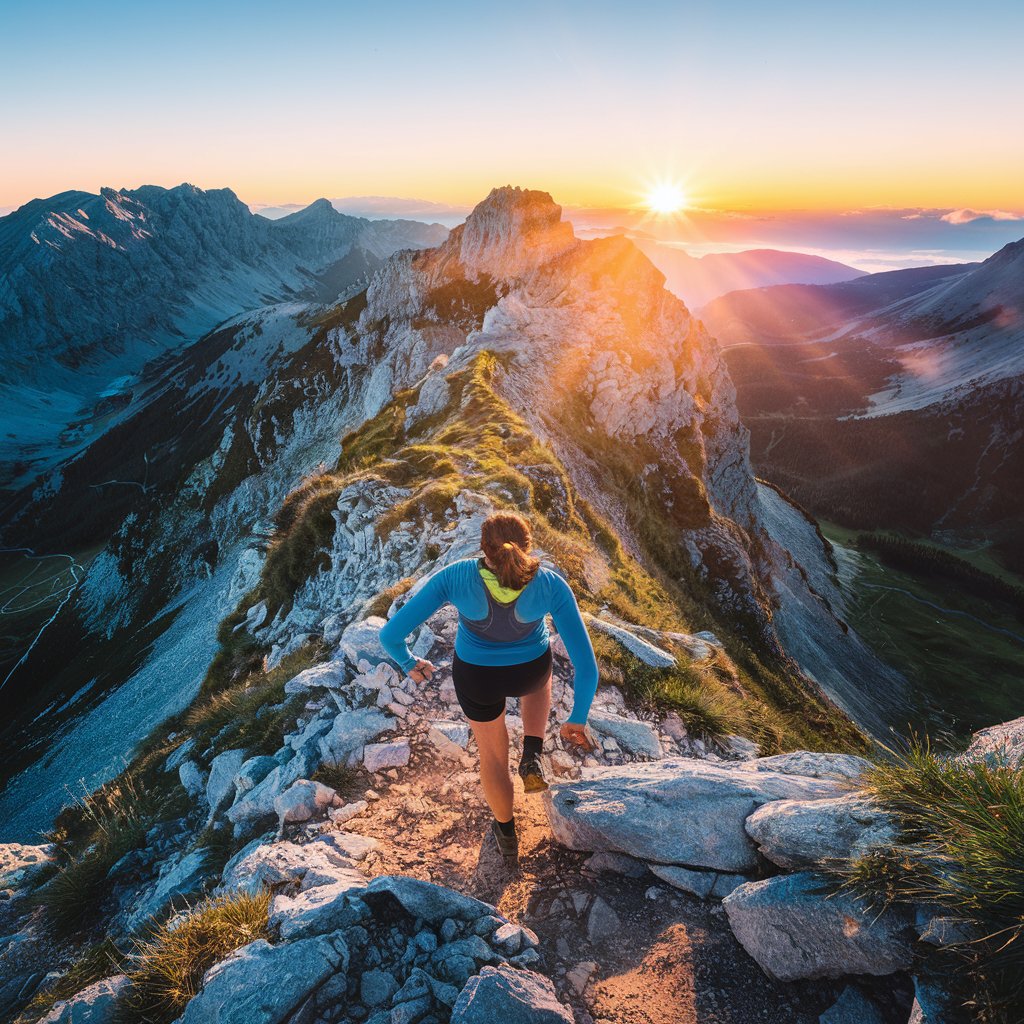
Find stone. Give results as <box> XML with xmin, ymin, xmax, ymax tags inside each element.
<box><xmin>127</xmin><ymin>849</ymin><xmax>210</xmax><ymax>930</ymax></box>
<box><xmin>228</xmin><ymin>754</ymin><xmax>312</xmax><ymax>830</ymax></box>
<box><xmin>565</xmin><ymin>960</ymin><xmax>598</xmax><ymax>996</ymax></box>
<box><xmin>38</xmin><ymin>974</ymin><xmax>129</xmax><ymax>1024</ymax></box>
<box><xmin>751</xmin><ymin>752</ymin><xmax>871</xmax><ymax>783</ymax></box>
<box><xmin>587</xmin><ymin>711</ymin><xmax>663</xmax><ymax>759</ymax></box>
<box><xmin>323</xmin><ymin>831</ymin><xmax>379</xmax><ymax>861</ymax></box>
<box><xmin>274</xmin><ymin>780</ymin><xmax>342</xmax><ymax>829</ymax></box>
<box><xmin>318</xmin><ymin>708</ymin><xmax>396</xmax><ymax>766</ymax></box>
<box><xmin>582</xmin><ymin>615</ymin><xmax>677</xmax><ymax>668</ymax></box>
<box><xmin>164</xmin><ymin>737</ymin><xmax>197</xmax><ymax>772</ymax></box>
<box><xmin>0</xmin><ymin>842</ymin><xmax>54</xmax><ymax>889</ymax></box>
<box><xmin>908</xmin><ymin>974</ymin><xmax>970</xmax><ymax>1024</ymax></box>
<box><xmin>284</xmin><ymin>660</ymin><xmax>348</xmax><ymax>694</ymax></box>
<box><xmin>234</xmin><ymin>755</ymin><xmax>279</xmax><ymax>795</ymax></box>
<box><xmin>583</xmin><ymin>851</ymin><xmax>648</xmax><ymax>877</ymax></box>
<box><xmin>206</xmin><ymin>749</ymin><xmax>246</xmax><ymax>821</ymax></box>
<box><xmin>364</xmin><ymin>738</ymin><xmax>411</xmax><ymax>772</ymax></box>
<box><xmin>661</xmin><ymin>714</ymin><xmax>688</xmax><ymax>742</ymax></box>
<box><xmin>359</xmin><ymin>875</ymin><xmax>498</xmax><ymax>924</ymax></box>
<box><xmin>722</xmin><ymin>873</ymin><xmax>915</xmax><ymax>980</ymax></box>
<box><xmin>744</xmin><ymin>794</ymin><xmax>897</xmax><ymax>870</ymax></box>
<box><xmin>328</xmin><ymin>799</ymin><xmax>369</xmax><ymax>825</ymax></box>
<box><xmin>450</xmin><ymin>964</ymin><xmax>573</xmax><ymax>1023</ymax></box>
<box><xmin>221</xmin><ymin>835</ymin><xmax>364</xmax><ymax>894</ymax></box>
<box><xmin>360</xmin><ymin>968</ymin><xmax>398</xmax><ymax>1006</ymax></box>
<box><xmin>961</xmin><ymin>716</ymin><xmax>1024</xmax><ymax>767</ymax></box>
<box><xmin>338</xmin><ymin>616</ymin><xmax>391</xmax><ymax>668</ymax></box>
<box><xmin>270</xmin><ymin>879</ymin><xmax>368</xmax><ymax>940</ymax></box>
<box><xmin>586</xmin><ymin>896</ymin><xmax>621</xmax><ymax>943</ymax></box>
<box><xmin>543</xmin><ymin>758</ymin><xmax>844</xmax><ymax>872</ymax></box>
<box><xmin>647</xmin><ymin>863</ymin><xmax>747</xmax><ymax>900</ymax></box>
<box><xmin>723</xmin><ymin>735</ymin><xmax>759</xmax><ymax>760</ymax></box>
<box><xmin>177</xmin><ymin>935</ymin><xmax>347</xmax><ymax>1024</ymax></box>
<box><xmin>819</xmin><ymin>986</ymin><xmax>886</xmax><ymax>1024</ymax></box>
<box><xmin>916</xmin><ymin>911</ymin><xmax>976</xmax><ymax>947</ymax></box>
<box><xmin>179</xmin><ymin>760</ymin><xmax>207</xmax><ymax>800</ymax></box>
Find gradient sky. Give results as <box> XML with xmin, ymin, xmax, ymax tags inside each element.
<box><xmin>2</xmin><ymin>0</ymin><xmax>1022</xmax><ymax>214</ymax></box>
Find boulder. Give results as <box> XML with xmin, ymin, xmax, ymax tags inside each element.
<box><xmin>360</xmin><ymin>875</ymin><xmax>498</xmax><ymax>924</ymax></box>
<box><xmin>233</xmin><ymin>755</ymin><xmax>279</xmax><ymax>796</ymax></box>
<box><xmin>179</xmin><ymin>760</ymin><xmax>207</xmax><ymax>800</ymax></box>
<box><xmin>274</xmin><ymin>780</ymin><xmax>341</xmax><ymax>829</ymax></box>
<box><xmin>338</xmin><ymin>616</ymin><xmax>390</xmax><ymax>668</ymax></box>
<box><xmin>722</xmin><ymin>873</ymin><xmax>915</xmax><ymax>980</ymax></box>
<box><xmin>723</xmin><ymin>735</ymin><xmax>759</xmax><ymax>760</ymax></box>
<box><xmin>360</xmin><ymin>968</ymin><xmax>398</xmax><ymax>1006</ymax></box>
<box><xmin>744</xmin><ymin>794</ymin><xmax>897</xmax><ymax>869</ymax></box>
<box><xmin>0</xmin><ymin>842</ymin><xmax>54</xmax><ymax>889</ymax></box>
<box><xmin>647</xmin><ymin>863</ymin><xmax>747</xmax><ymax>900</ymax></box>
<box><xmin>582</xmin><ymin>851</ymin><xmax>648</xmax><ymax>877</ymax></box>
<box><xmin>751</xmin><ymin>752</ymin><xmax>871</xmax><ymax>783</ymax></box>
<box><xmin>206</xmin><ymin>749</ymin><xmax>246</xmax><ymax>820</ymax></box>
<box><xmin>127</xmin><ymin>849</ymin><xmax>210</xmax><ymax>930</ymax></box>
<box><xmin>819</xmin><ymin>986</ymin><xmax>886</xmax><ymax>1024</ymax></box>
<box><xmin>364</xmin><ymin>738</ymin><xmax>411</xmax><ymax>772</ymax></box>
<box><xmin>227</xmin><ymin>754</ymin><xmax>313</xmax><ymax>830</ymax></box>
<box><xmin>39</xmin><ymin>975</ymin><xmax>129</xmax><ymax>1024</ymax></box>
<box><xmin>283</xmin><ymin>659</ymin><xmax>348</xmax><ymax>694</ymax></box>
<box><xmin>961</xmin><ymin>716</ymin><xmax>1024</xmax><ymax>767</ymax></box>
<box><xmin>586</xmin><ymin>896</ymin><xmax>621</xmax><ymax>943</ymax></box>
<box><xmin>582</xmin><ymin>615</ymin><xmax>676</xmax><ymax>668</ymax></box>
<box><xmin>543</xmin><ymin>758</ymin><xmax>843</xmax><ymax>872</ymax></box>
<box><xmin>221</xmin><ymin>835</ymin><xmax>364</xmax><ymax>894</ymax></box>
<box><xmin>587</xmin><ymin>711</ymin><xmax>663</xmax><ymax>759</ymax></box>
<box><xmin>318</xmin><ymin>707</ymin><xmax>396</xmax><ymax>766</ymax></box>
<box><xmin>177</xmin><ymin>935</ymin><xmax>347</xmax><ymax>1024</ymax></box>
<box><xmin>908</xmin><ymin>974</ymin><xmax>970</xmax><ymax>1024</ymax></box>
<box><xmin>164</xmin><ymin>738</ymin><xmax>197</xmax><ymax>772</ymax></box>
<box><xmin>430</xmin><ymin>720</ymin><xmax>471</xmax><ymax>747</ymax></box>
<box><xmin>270</xmin><ymin>879</ymin><xmax>369</xmax><ymax>940</ymax></box>
<box><xmin>451</xmin><ymin>964</ymin><xmax>574</xmax><ymax>1024</ymax></box>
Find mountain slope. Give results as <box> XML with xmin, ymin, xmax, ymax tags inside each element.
<box><xmin>709</xmin><ymin>238</ymin><xmax>1024</xmax><ymax>569</ymax></box>
<box><xmin>0</xmin><ymin>186</ymin><xmax>905</xmax><ymax>846</ymax></box>
<box><xmin>0</xmin><ymin>184</ymin><xmax>447</xmax><ymax>486</ymax></box>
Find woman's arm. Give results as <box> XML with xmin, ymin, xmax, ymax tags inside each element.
<box><xmin>547</xmin><ymin>572</ymin><xmax>599</xmax><ymax>724</ymax></box>
<box><xmin>378</xmin><ymin>565</ymin><xmax>452</xmax><ymax>673</ymax></box>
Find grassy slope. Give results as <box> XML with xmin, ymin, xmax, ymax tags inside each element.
<box><xmin>823</xmin><ymin>521</ymin><xmax>1024</xmax><ymax>736</ymax></box>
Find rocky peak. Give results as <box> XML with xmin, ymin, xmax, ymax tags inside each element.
<box><xmin>452</xmin><ymin>185</ymin><xmax>576</xmax><ymax>280</ymax></box>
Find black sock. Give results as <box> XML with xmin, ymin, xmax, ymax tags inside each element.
<box><xmin>522</xmin><ymin>735</ymin><xmax>543</xmax><ymax>762</ymax></box>
<box><xmin>495</xmin><ymin>816</ymin><xmax>516</xmax><ymax>836</ymax></box>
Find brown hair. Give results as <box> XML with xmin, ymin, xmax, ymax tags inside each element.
<box><xmin>480</xmin><ymin>511</ymin><xmax>541</xmax><ymax>590</ymax></box>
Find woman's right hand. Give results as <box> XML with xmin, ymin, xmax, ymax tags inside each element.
<box><xmin>409</xmin><ymin>659</ymin><xmax>435</xmax><ymax>684</ymax></box>
<box><xmin>560</xmin><ymin>721</ymin><xmax>597</xmax><ymax>751</ymax></box>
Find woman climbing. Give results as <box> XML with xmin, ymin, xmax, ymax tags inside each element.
<box><xmin>378</xmin><ymin>510</ymin><xmax>599</xmax><ymax>864</ymax></box>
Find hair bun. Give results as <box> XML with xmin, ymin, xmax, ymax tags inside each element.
<box><xmin>502</xmin><ymin>541</ymin><xmax>513</xmax><ymax>549</ymax></box>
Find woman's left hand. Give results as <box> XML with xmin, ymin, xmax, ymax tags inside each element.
<box><xmin>409</xmin><ymin>659</ymin><xmax>435</xmax><ymax>684</ymax></box>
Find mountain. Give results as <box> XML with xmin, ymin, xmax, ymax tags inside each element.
<box><xmin>628</xmin><ymin>240</ymin><xmax>866</xmax><ymax>309</ymax></box>
<box><xmin>0</xmin><ymin>184</ymin><xmax>447</xmax><ymax>487</ymax></box>
<box><xmin>706</xmin><ymin>241</ymin><xmax>1024</xmax><ymax>569</ymax></box>
<box><xmin>1</xmin><ymin>185</ymin><xmax>907</xmax><ymax>848</ymax></box>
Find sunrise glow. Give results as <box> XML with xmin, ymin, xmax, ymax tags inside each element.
<box><xmin>644</xmin><ymin>183</ymin><xmax>689</xmax><ymax>215</ymax></box>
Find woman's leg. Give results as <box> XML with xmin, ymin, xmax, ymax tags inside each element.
<box><xmin>519</xmin><ymin>666</ymin><xmax>552</xmax><ymax>740</ymax></box>
<box><xmin>468</xmin><ymin>711</ymin><xmax>514</xmax><ymax>823</ymax></box>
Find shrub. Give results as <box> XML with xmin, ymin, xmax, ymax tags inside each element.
<box><xmin>311</xmin><ymin>760</ymin><xmax>361</xmax><ymax>798</ymax></box>
<box><xmin>363</xmin><ymin>577</ymin><xmax>414</xmax><ymax>619</ymax></box>
<box><xmin>121</xmin><ymin>891</ymin><xmax>271</xmax><ymax>1024</ymax></box>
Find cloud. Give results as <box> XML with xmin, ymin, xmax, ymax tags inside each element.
<box><xmin>941</xmin><ymin>208</ymin><xmax>1023</xmax><ymax>225</ymax></box>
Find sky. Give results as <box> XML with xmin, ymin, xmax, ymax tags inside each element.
<box><xmin>2</xmin><ymin>0</ymin><xmax>1022</xmax><ymax>224</ymax></box>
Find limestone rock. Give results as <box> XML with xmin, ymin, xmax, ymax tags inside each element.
<box><xmin>544</xmin><ymin>758</ymin><xmax>843</xmax><ymax>872</ymax></box>
<box><xmin>274</xmin><ymin>779</ymin><xmax>341</xmax><ymax>829</ymax></box>
<box><xmin>179</xmin><ymin>760</ymin><xmax>207</xmax><ymax>800</ymax></box>
<box><xmin>338</xmin><ymin>616</ymin><xmax>390</xmax><ymax>668</ymax></box>
<box><xmin>221</xmin><ymin>835</ymin><xmax>364</xmax><ymax>894</ymax></box>
<box><xmin>128</xmin><ymin>849</ymin><xmax>210</xmax><ymax>930</ymax></box>
<box><xmin>227</xmin><ymin>754</ymin><xmax>312</xmax><ymax>830</ymax></box>
<box><xmin>819</xmin><ymin>986</ymin><xmax>886</xmax><ymax>1024</ymax></box>
<box><xmin>586</xmin><ymin>896</ymin><xmax>621</xmax><ymax>943</ymax></box>
<box><xmin>283</xmin><ymin>659</ymin><xmax>348</xmax><ymax>694</ymax></box>
<box><xmin>177</xmin><ymin>935</ymin><xmax>347</xmax><ymax>1023</ymax></box>
<box><xmin>647</xmin><ymin>863</ymin><xmax>747</xmax><ymax>900</ymax></box>
<box><xmin>318</xmin><ymin>707</ymin><xmax>396</xmax><ymax>766</ymax></box>
<box><xmin>961</xmin><ymin>716</ymin><xmax>1024</xmax><ymax>767</ymax></box>
<box><xmin>270</xmin><ymin>879</ymin><xmax>368</xmax><ymax>940</ymax></box>
<box><xmin>583</xmin><ymin>851</ymin><xmax>648</xmax><ymax>877</ymax></box>
<box><xmin>0</xmin><ymin>842</ymin><xmax>54</xmax><ymax>889</ymax></box>
<box><xmin>450</xmin><ymin>964</ymin><xmax>574</xmax><ymax>1024</ymax></box>
<box><xmin>39</xmin><ymin>974</ymin><xmax>129</xmax><ymax>1024</ymax></box>
<box><xmin>233</xmin><ymin>755</ymin><xmax>278</xmax><ymax>796</ymax></box>
<box><xmin>751</xmin><ymin>752</ymin><xmax>871</xmax><ymax>783</ymax></box>
<box><xmin>360</xmin><ymin>875</ymin><xmax>498</xmax><ymax>924</ymax></box>
<box><xmin>583</xmin><ymin>615</ymin><xmax>677</xmax><ymax>668</ymax></box>
<box><xmin>722</xmin><ymin>873</ymin><xmax>915</xmax><ymax>980</ymax></box>
<box><xmin>206</xmin><ymin>749</ymin><xmax>246</xmax><ymax>820</ymax></box>
<box><xmin>364</xmin><ymin>738</ymin><xmax>410</xmax><ymax>772</ymax></box>
<box><xmin>744</xmin><ymin>794</ymin><xmax>897</xmax><ymax>869</ymax></box>
<box><xmin>587</xmin><ymin>711</ymin><xmax>663</xmax><ymax>759</ymax></box>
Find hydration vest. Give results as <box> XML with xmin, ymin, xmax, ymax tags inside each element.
<box><xmin>458</xmin><ymin>557</ymin><xmax>542</xmax><ymax>643</ymax></box>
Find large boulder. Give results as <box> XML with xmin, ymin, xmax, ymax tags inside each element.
<box><xmin>451</xmin><ymin>964</ymin><xmax>574</xmax><ymax>1024</ymax></box>
<box><xmin>587</xmin><ymin>711</ymin><xmax>663</xmax><ymax>759</ymax></box>
<box><xmin>177</xmin><ymin>935</ymin><xmax>347</xmax><ymax>1024</ymax></box>
<box><xmin>961</xmin><ymin>716</ymin><xmax>1024</xmax><ymax>767</ymax></box>
<box><xmin>543</xmin><ymin>758</ymin><xmax>844</xmax><ymax>872</ymax></box>
<box><xmin>221</xmin><ymin>834</ymin><xmax>366</xmax><ymax>894</ymax></box>
<box><xmin>39</xmin><ymin>975</ymin><xmax>129</xmax><ymax>1023</ymax></box>
<box><xmin>233</xmin><ymin>756</ymin><xmax>279</xmax><ymax>796</ymax></box>
<box><xmin>750</xmin><ymin>752</ymin><xmax>872</xmax><ymax>782</ymax></box>
<box><xmin>337</xmin><ymin>616</ymin><xmax>390</xmax><ymax>668</ymax></box>
<box><xmin>206</xmin><ymin>749</ymin><xmax>246</xmax><ymax>821</ymax></box>
<box><xmin>744</xmin><ymin>794</ymin><xmax>897</xmax><ymax>870</ymax></box>
<box><xmin>0</xmin><ymin>842</ymin><xmax>54</xmax><ymax>889</ymax></box>
<box><xmin>722</xmin><ymin>873</ymin><xmax>915</xmax><ymax>980</ymax></box>
<box><xmin>270</xmin><ymin>880</ymin><xmax>369</xmax><ymax>940</ymax></box>
<box><xmin>582</xmin><ymin>615</ymin><xmax>677</xmax><ymax>668</ymax></box>
<box><xmin>317</xmin><ymin>707</ymin><xmax>395</xmax><ymax>766</ymax></box>
<box><xmin>360</xmin><ymin>875</ymin><xmax>498</xmax><ymax>924</ymax></box>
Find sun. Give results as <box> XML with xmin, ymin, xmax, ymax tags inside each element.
<box><xmin>644</xmin><ymin>182</ymin><xmax>688</xmax><ymax>215</ymax></box>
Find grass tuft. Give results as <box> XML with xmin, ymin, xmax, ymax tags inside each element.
<box><xmin>15</xmin><ymin>939</ymin><xmax>126</xmax><ymax>1024</ymax></box>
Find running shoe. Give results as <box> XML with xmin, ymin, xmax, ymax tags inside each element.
<box><xmin>518</xmin><ymin>754</ymin><xmax>549</xmax><ymax>793</ymax></box>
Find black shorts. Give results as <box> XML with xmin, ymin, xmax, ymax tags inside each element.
<box><xmin>451</xmin><ymin>646</ymin><xmax>553</xmax><ymax>722</ymax></box>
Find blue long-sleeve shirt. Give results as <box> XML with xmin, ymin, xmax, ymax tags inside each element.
<box><xmin>377</xmin><ymin>557</ymin><xmax>599</xmax><ymax>724</ymax></box>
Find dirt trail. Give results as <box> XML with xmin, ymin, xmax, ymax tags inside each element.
<box><xmin>319</xmin><ymin>740</ymin><xmax>841</xmax><ymax>1024</ymax></box>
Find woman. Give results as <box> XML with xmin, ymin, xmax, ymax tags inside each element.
<box><xmin>378</xmin><ymin>511</ymin><xmax>599</xmax><ymax>863</ymax></box>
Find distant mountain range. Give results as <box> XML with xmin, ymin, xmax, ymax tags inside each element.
<box><xmin>0</xmin><ymin>185</ymin><xmax>447</xmax><ymax>486</ymax></box>
<box><xmin>705</xmin><ymin>239</ymin><xmax>1024</xmax><ymax>570</ymax></box>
